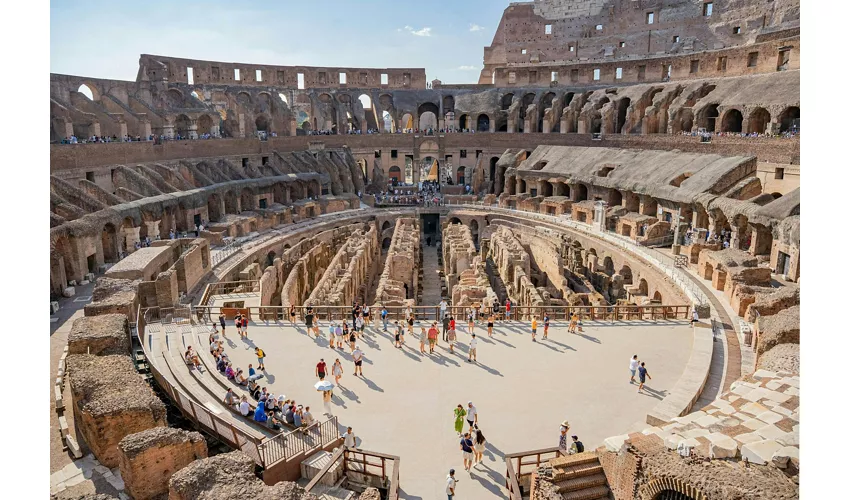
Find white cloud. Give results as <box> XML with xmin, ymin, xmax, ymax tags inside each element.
<box><xmin>458</xmin><ymin>65</ymin><xmax>478</xmax><ymax>70</ymax></box>
<box><xmin>469</xmin><ymin>24</ymin><xmax>485</xmax><ymax>32</ymax></box>
<box><xmin>402</xmin><ymin>25</ymin><xmax>432</xmax><ymax>37</ymax></box>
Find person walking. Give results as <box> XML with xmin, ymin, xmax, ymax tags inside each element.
<box><xmin>453</xmin><ymin>404</ymin><xmax>467</xmax><ymax>435</ymax></box>
<box><xmin>690</xmin><ymin>308</ymin><xmax>699</xmax><ymax>325</ymax></box>
<box><xmin>629</xmin><ymin>355</ymin><xmax>639</xmax><ymax>384</ymax></box>
<box><xmin>439</xmin><ymin>298</ymin><xmax>448</xmax><ymax>320</ymax></box>
<box><xmin>406</xmin><ymin>313</ymin><xmax>415</xmax><ymax>337</ymax></box>
<box><xmin>637</xmin><ymin>362</ymin><xmax>652</xmax><ymax>393</ymax></box>
<box><xmin>487</xmin><ymin>314</ymin><xmax>494</xmax><ymax>337</ymax></box>
<box><xmin>349</xmin><ymin>328</ymin><xmax>357</xmax><ymax>351</ymax></box>
<box><xmin>467</xmin><ymin>309</ymin><xmax>475</xmax><ymax>334</ymax></box>
<box><xmin>419</xmin><ymin>326</ymin><xmax>427</xmax><ymax>353</ymax></box>
<box><xmin>466</xmin><ymin>402</ymin><xmax>478</xmax><ymax>429</ymax></box>
<box><xmin>328</xmin><ymin>322</ymin><xmax>337</xmax><ymax>349</ymax></box>
<box><xmin>543</xmin><ymin>312</ymin><xmax>550</xmax><ymax>340</ymax></box>
<box><xmin>322</xmin><ymin>389</ymin><xmax>333</xmax><ymax>416</ymax></box>
<box><xmin>394</xmin><ymin>321</ymin><xmax>403</xmax><ymax>348</ymax></box>
<box><xmin>472</xmin><ymin>424</ymin><xmax>487</xmax><ymax>465</ymax></box>
<box><xmin>568</xmin><ymin>312</ymin><xmax>578</xmax><ymax>334</ymax></box>
<box><xmin>381</xmin><ymin>305</ymin><xmax>389</xmax><ymax>331</ymax></box>
<box><xmin>442</xmin><ymin>314</ymin><xmax>451</xmax><ymax>342</ymax></box>
<box><xmin>218</xmin><ymin>313</ymin><xmax>227</xmax><ymax>338</ymax></box>
<box><xmin>332</xmin><ymin>358</ymin><xmax>343</xmax><ymax>386</ymax></box>
<box><xmin>352</xmin><ymin>345</ymin><xmax>363</xmax><ymax>376</ymax></box>
<box><xmin>467</xmin><ymin>334</ymin><xmax>478</xmax><ymax>363</ymax></box>
<box><xmin>460</xmin><ymin>432</ymin><xmax>475</xmax><ymax>471</ymax></box>
<box><xmin>289</xmin><ymin>304</ymin><xmax>297</xmax><ymax>325</ymax></box>
<box><xmin>447</xmin><ymin>323</ymin><xmax>457</xmax><ymax>353</ymax></box>
<box><xmin>362</xmin><ymin>304</ymin><xmax>370</xmax><ymax>327</ymax></box>
<box><xmin>343</xmin><ymin>427</ymin><xmax>357</xmax><ymax>449</ymax></box>
<box><xmin>355</xmin><ymin>314</ymin><xmax>364</xmax><ymax>336</ymax></box>
<box><xmin>428</xmin><ymin>323</ymin><xmax>438</xmax><ymax>353</ymax></box>
<box><xmin>446</xmin><ymin>469</ymin><xmax>457</xmax><ymax>500</ymax></box>
<box><xmin>254</xmin><ymin>347</ymin><xmax>266</xmax><ymax>370</ymax></box>
<box><xmin>316</xmin><ymin>358</ymin><xmax>327</xmax><ymax>380</ymax></box>
<box><xmin>531</xmin><ymin>316</ymin><xmax>538</xmax><ymax>342</ymax></box>
<box><xmin>335</xmin><ymin>323</ymin><xmax>343</xmax><ymax>350</ymax></box>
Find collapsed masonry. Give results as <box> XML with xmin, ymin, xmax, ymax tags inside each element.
<box><xmin>118</xmin><ymin>427</ymin><xmax>207</xmax><ymax>500</ymax></box>
<box><xmin>306</xmin><ymin>224</ymin><xmax>378</xmax><ymax>307</ymax></box>
<box><xmin>488</xmin><ymin>226</ymin><xmax>546</xmax><ymax>313</ymax></box>
<box><xmin>442</xmin><ymin>223</ymin><xmax>497</xmax><ymax>308</ymax></box>
<box><xmin>373</xmin><ymin>218</ymin><xmax>420</xmax><ymax>307</ymax></box>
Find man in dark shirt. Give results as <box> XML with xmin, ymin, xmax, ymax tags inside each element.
<box><xmin>442</xmin><ymin>314</ymin><xmax>451</xmax><ymax>341</ymax></box>
<box><xmin>316</xmin><ymin>359</ymin><xmax>327</xmax><ymax>380</ymax></box>
<box><xmin>460</xmin><ymin>432</ymin><xmax>475</xmax><ymax>471</ymax></box>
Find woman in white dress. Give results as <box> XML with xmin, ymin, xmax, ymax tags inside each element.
<box><xmin>332</xmin><ymin>358</ymin><xmax>344</xmax><ymax>386</ymax></box>
<box><xmin>472</xmin><ymin>424</ymin><xmax>487</xmax><ymax>465</ymax></box>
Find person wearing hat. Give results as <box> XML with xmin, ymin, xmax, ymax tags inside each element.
<box><xmin>558</xmin><ymin>420</ymin><xmax>570</xmax><ymax>455</ymax></box>
<box><xmin>446</xmin><ymin>469</ymin><xmax>457</xmax><ymax>499</ymax></box>
<box><xmin>466</xmin><ymin>402</ymin><xmax>478</xmax><ymax>429</ymax></box>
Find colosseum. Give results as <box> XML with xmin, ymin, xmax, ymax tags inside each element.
<box><xmin>49</xmin><ymin>1</ymin><xmax>801</xmax><ymax>499</ymax></box>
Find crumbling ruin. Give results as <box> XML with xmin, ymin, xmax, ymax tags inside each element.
<box><xmin>118</xmin><ymin>427</ymin><xmax>207</xmax><ymax>500</ymax></box>
<box><xmin>373</xmin><ymin>218</ymin><xmax>420</xmax><ymax>307</ymax></box>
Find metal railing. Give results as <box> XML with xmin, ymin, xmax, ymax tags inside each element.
<box><xmin>259</xmin><ymin>416</ymin><xmax>340</xmax><ymax>467</ymax></box>
<box><xmin>504</xmin><ymin>446</ymin><xmax>563</xmax><ymax>500</ymax></box>
<box><xmin>211</xmin><ymin>239</ymin><xmax>244</xmax><ymax>267</ymax></box>
<box><xmin>305</xmin><ymin>447</ymin><xmax>400</xmax><ymax>500</ymax></box>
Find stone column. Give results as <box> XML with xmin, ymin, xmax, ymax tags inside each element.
<box><xmin>142</xmin><ymin>121</ymin><xmax>152</xmax><ymax>139</ymax></box>
<box><xmin>542</xmin><ymin>117</ymin><xmax>551</xmax><ymax>134</ymax></box>
<box><xmin>118</xmin><ymin>120</ymin><xmax>128</xmax><ymax>139</ymax></box>
<box><xmin>188</xmin><ymin>120</ymin><xmax>198</xmax><ymax>139</ymax></box>
<box><xmin>507</xmin><ymin>118</ymin><xmax>516</xmax><ymax>133</ymax></box>
<box><xmin>144</xmin><ymin>220</ymin><xmax>161</xmax><ymax>240</ymax></box>
<box><xmin>162</xmin><ymin>124</ymin><xmax>174</xmax><ymax>138</ymax></box>
<box><xmin>91</xmin><ymin>121</ymin><xmax>102</xmax><ymax>137</ymax></box>
<box><xmin>123</xmin><ymin>226</ymin><xmax>141</xmax><ymax>252</ymax></box>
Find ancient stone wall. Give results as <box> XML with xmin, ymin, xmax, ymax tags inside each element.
<box><xmin>489</xmin><ymin>225</ymin><xmax>545</xmax><ymax>310</ymax></box>
<box><xmin>442</xmin><ymin>224</ymin><xmax>498</xmax><ymax>308</ymax></box>
<box><xmin>67</xmin><ymin>314</ymin><xmax>130</xmax><ymax>356</ymax></box>
<box><xmin>118</xmin><ymin>427</ymin><xmax>207</xmax><ymax>500</ymax></box>
<box><xmin>374</xmin><ymin>218</ymin><xmax>420</xmax><ymax>307</ymax></box>
<box><xmin>306</xmin><ymin>224</ymin><xmax>379</xmax><ymax>306</ymax></box>
<box><xmin>66</xmin><ymin>355</ymin><xmax>167</xmax><ymax>468</ymax></box>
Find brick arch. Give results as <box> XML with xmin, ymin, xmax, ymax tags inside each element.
<box><xmin>638</xmin><ymin>477</ymin><xmax>706</xmax><ymax>500</ymax></box>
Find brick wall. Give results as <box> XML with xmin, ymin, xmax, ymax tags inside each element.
<box><xmin>598</xmin><ymin>448</ymin><xmax>639</xmax><ymax>500</ymax></box>
<box><xmin>155</xmin><ymin>270</ymin><xmax>178</xmax><ymax>307</ymax></box>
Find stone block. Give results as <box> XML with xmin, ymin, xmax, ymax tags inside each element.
<box><xmin>733</xmin><ymin>432</ymin><xmax>764</xmax><ymax>445</ymax></box>
<box><xmin>741</xmin><ymin>418</ymin><xmax>769</xmax><ymax>431</ymax></box>
<box><xmin>118</xmin><ymin>427</ymin><xmax>207</xmax><ymax>500</ymax></box>
<box><xmin>706</xmin><ymin>433</ymin><xmax>739</xmax><ymax>459</ymax></box>
<box><xmin>68</xmin><ymin>314</ymin><xmax>131</xmax><ymax>356</ymax></box>
<box><xmin>693</xmin><ymin>414</ymin><xmax>720</xmax><ymax>428</ymax></box>
<box><xmin>55</xmin><ymin>384</ymin><xmax>65</xmax><ymax>411</ymax></box>
<box><xmin>739</xmin><ymin>401</ymin><xmax>770</xmax><ymax>417</ymax></box>
<box><xmin>66</xmin><ymin>435</ymin><xmax>83</xmax><ymax>458</ymax></box>
<box><xmin>604</xmin><ymin>434</ymin><xmax>630</xmax><ymax>452</ymax></box>
<box><xmin>741</xmin><ymin>439</ymin><xmax>783</xmax><ymax>465</ymax></box>
<box><xmin>772</xmin><ymin>446</ymin><xmax>799</xmax><ymax>468</ymax></box>
<box><xmin>755</xmin><ymin>424</ymin><xmax>788</xmax><ymax>440</ymax></box>
<box><xmin>59</xmin><ymin>415</ymin><xmax>70</xmax><ymax>437</ymax></box>
<box><xmin>755</xmin><ymin>411</ymin><xmax>783</xmax><ymax>425</ymax></box>
<box><xmin>752</xmin><ymin>369</ymin><xmax>777</xmax><ymax>380</ymax></box>
<box><xmin>682</xmin><ymin>428</ymin><xmax>710</xmax><ymax>439</ymax></box>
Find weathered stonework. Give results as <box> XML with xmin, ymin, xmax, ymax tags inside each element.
<box><xmin>118</xmin><ymin>427</ymin><xmax>207</xmax><ymax>500</ymax></box>
<box><xmin>374</xmin><ymin>218</ymin><xmax>420</xmax><ymax>307</ymax></box>
<box><xmin>67</xmin><ymin>313</ymin><xmax>130</xmax><ymax>356</ymax></box>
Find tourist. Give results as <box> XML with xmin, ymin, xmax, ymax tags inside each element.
<box><xmin>284</xmin><ymin>405</ymin><xmax>295</xmax><ymax>425</ymax></box>
<box><xmin>355</xmin><ymin>314</ymin><xmax>364</xmax><ymax>335</ymax></box>
<box><xmin>395</xmin><ymin>322</ymin><xmax>404</xmax><ymax>348</ymax></box>
<box><xmin>629</xmin><ymin>355</ymin><xmax>639</xmax><ymax>384</ymax></box>
<box><xmin>239</xmin><ymin>396</ymin><xmax>254</xmax><ymax>418</ymax></box>
<box><xmin>219</xmin><ymin>313</ymin><xmax>227</xmax><ymax>337</ymax></box>
<box><xmin>442</xmin><ymin>313</ymin><xmax>451</xmax><ymax>341</ymax></box>
<box><xmin>234</xmin><ymin>313</ymin><xmax>242</xmax><ymax>337</ymax></box>
<box><xmin>467</xmin><ymin>334</ymin><xmax>478</xmax><ymax>363</ymax></box>
<box><xmin>568</xmin><ymin>312</ymin><xmax>578</xmax><ymax>334</ymax></box>
<box><xmin>569</xmin><ymin>435</ymin><xmax>585</xmax><ymax>455</ymax></box>
<box><xmin>447</xmin><ymin>323</ymin><xmax>457</xmax><ymax>353</ymax></box>
<box><xmin>439</xmin><ymin>298</ymin><xmax>448</xmax><ymax>319</ymax></box>
<box><xmin>419</xmin><ymin>326</ymin><xmax>427</xmax><ymax>353</ymax></box>
<box><xmin>460</xmin><ymin>432</ymin><xmax>475</xmax><ymax>471</ymax></box>
<box><xmin>487</xmin><ymin>314</ymin><xmax>494</xmax><ymax>337</ymax></box>
<box><xmin>637</xmin><ymin>362</ymin><xmax>652</xmax><ymax>393</ymax></box>
<box><xmin>381</xmin><ymin>306</ymin><xmax>389</xmax><ymax>331</ymax></box>
<box><xmin>224</xmin><ymin>388</ymin><xmax>238</xmax><ymax>409</ymax></box>
<box><xmin>322</xmin><ymin>389</ymin><xmax>333</xmax><ymax>416</ymax></box>
<box><xmin>216</xmin><ymin>355</ymin><xmax>227</xmax><ymax>373</ymax></box>
<box><xmin>316</xmin><ymin>358</ymin><xmax>327</xmax><ymax>380</ymax></box>
<box><xmin>225</xmin><ymin>363</ymin><xmax>235</xmax><ymax>380</ymax></box>
<box><xmin>254</xmin><ymin>401</ymin><xmax>268</xmax><ymax>424</ymax></box>
<box><xmin>690</xmin><ymin>308</ymin><xmax>699</xmax><ymax>325</ymax></box>
<box><xmin>305</xmin><ymin>307</ymin><xmax>315</xmax><ymax>336</ymax></box>
<box><xmin>467</xmin><ymin>309</ymin><xmax>475</xmax><ymax>334</ymax></box>
<box><xmin>407</xmin><ymin>313</ymin><xmax>415</xmax><ymax>337</ymax></box>
<box><xmin>266</xmin><ymin>410</ymin><xmax>283</xmax><ymax>431</ymax></box>
<box><xmin>453</xmin><ymin>404</ymin><xmax>467</xmax><ymax>435</ymax></box>
<box><xmin>328</xmin><ymin>322</ymin><xmax>336</xmax><ymax>348</ymax></box>
<box><xmin>255</xmin><ymin>347</ymin><xmax>266</xmax><ymax>370</ymax></box>
<box><xmin>505</xmin><ymin>299</ymin><xmax>512</xmax><ymax>322</ymax></box>
<box><xmin>248</xmin><ymin>364</ymin><xmax>255</xmax><ymax>378</ymax></box>
<box><xmin>531</xmin><ymin>316</ymin><xmax>538</xmax><ymax>342</ymax></box>
<box><xmin>446</xmin><ymin>469</ymin><xmax>457</xmax><ymax>499</ymax></box>
<box><xmin>466</xmin><ymin>402</ymin><xmax>478</xmax><ymax>429</ymax></box>
<box><xmin>235</xmin><ymin>368</ymin><xmax>248</xmax><ymax>386</ymax></box>
<box><xmin>248</xmin><ymin>380</ymin><xmax>261</xmax><ymax>400</ymax></box>
<box><xmin>289</xmin><ymin>304</ymin><xmax>297</xmax><ymax>325</ymax></box>
<box><xmin>352</xmin><ymin>345</ymin><xmax>364</xmax><ymax>376</ymax></box>
<box><xmin>185</xmin><ymin>347</ymin><xmax>201</xmax><ymax>369</ymax></box>
<box><xmin>362</xmin><ymin>304</ymin><xmax>371</xmax><ymax>326</ymax></box>
<box><xmin>558</xmin><ymin>421</ymin><xmax>570</xmax><ymax>455</ymax></box>
<box><xmin>543</xmin><ymin>312</ymin><xmax>550</xmax><ymax>340</ymax></box>
<box><xmin>472</xmin><ymin>424</ymin><xmax>487</xmax><ymax>465</ymax></box>
<box><xmin>335</xmin><ymin>323</ymin><xmax>343</xmax><ymax>349</ymax></box>
<box><xmin>428</xmin><ymin>322</ymin><xmax>439</xmax><ymax>353</ymax></box>
<box><xmin>332</xmin><ymin>358</ymin><xmax>343</xmax><ymax>385</ymax></box>
<box><xmin>343</xmin><ymin>427</ymin><xmax>357</xmax><ymax>449</ymax></box>
<box><xmin>303</xmin><ymin>406</ymin><xmax>315</xmax><ymax>427</ymax></box>
<box><xmin>349</xmin><ymin>327</ymin><xmax>357</xmax><ymax>351</ymax></box>
<box><xmin>492</xmin><ymin>299</ymin><xmax>500</xmax><ymax>321</ymax></box>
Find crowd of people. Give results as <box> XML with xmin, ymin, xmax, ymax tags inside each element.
<box><xmin>57</xmin><ymin>133</ymin><xmax>225</xmax><ymax>144</ymax></box>
<box><xmin>680</xmin><ymin>129</ymin><xmax>799</xmax><ymax>139</ymax></box>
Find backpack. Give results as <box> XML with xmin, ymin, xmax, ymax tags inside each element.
<box><xmin>575</xmin><ymin>441</ymin><xmax>585</xmax><ymax>453</ymax></box>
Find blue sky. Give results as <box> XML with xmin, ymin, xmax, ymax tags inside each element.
<box><xmin>50</xmin><ymin>0</ymin><xmax>513</xmax><ymax>84</ymax></box>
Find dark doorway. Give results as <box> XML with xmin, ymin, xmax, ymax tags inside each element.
<box><xmin>421</xmin><ymin>214</ymin><xmax>439</xmax><ymax>237</ymax></box>
<box><xmin>193</xmin><ymin>214</ymin><xmax>202</xmax><ymax>227</ymax></box>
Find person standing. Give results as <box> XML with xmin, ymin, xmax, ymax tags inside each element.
<box><xmin>467</xmin><ymin>309</ymin><xmax>475</xmax><ymax>334</ymax></box>
<box><xmin>316</xmin><ymin>358</ymin><xmax>327</xmax><ymax>380</ymax></box>
<box><xmin>446</xmin><ymin>469</ymin><xmax>457</xmax><ymax>500</ymax></box>
<box><xmin>467</xmin><ymin>334</ymin><xmax>477</xmax><ymax>363</ymax></box>
<box><xmin>543</xmin><ymin>312</ymin><xmax>550</xmax><ymax>340</ymax></box>
<box><xmin>453</xmin><ymin>404</ymin><xmax>467</xmax><ymax>435</ymax></box>
<box><xmin>349</xmin><ymin>328</ymin><xmax>357</xmax><ymax>352</ymax></box>
<box><xmin>466</xmin><ymin>402</ymin><xmax>478</xmax><ymax>429</ymax></box>
<box><xmin>558</xmin><ymin>421</ymin><xmax>570</xmax><ymax>455</ymax></box>
<box><xmin>254</xmin><ymin>347</ymin><xmax>266</xmax><ymax>370</ymax></box>
<box><xmin>487</xmin><ymin>314</ymin><xmax>494</xmax><ymax>337</ymax></box>
<box><xmin>690</xmin><ymin>308</ymin><xmax>699</xmax><ymax>325</ymax></box>
<box><xmin>305</xmin><ymin>308</ymin><xmax>315</xmax><ymax>336</ymax></box>
<box><xmin>343</xmin><ymin>427</ymin><xmax>357</xmax><ymax>449</ymax></box>
<box><xmin>352</xmin><ymin>345</ymin><xmax>363</xmax><ymax>376</ymax></box>
<box><xmin>439</xmin><ymin>298</ymin><xmax>448</xmax><ymax>320</ymax></box>
<box><xmin>447</xmin><ymin>324</ymin><xmax>456</xmax><ymax>353</ymax></box>
<box><xmin>289</xmin><ymin>304</ymin><xmax>296</xmax><ymax>325</ymax></box>
<box><xmin>629</xmin><ymin>355</ymin><xmax>639</xmax><ymax>384</ymax></box>
<box><xmin>394</xmin><ymin>321</ymin><xmax>403</xmax><ymax>348</ymax></box>
<box><xmin>322</xmin><ymin>390</ymin><xmax>333</xmax><ymax>416</ymax></box>
<box><xmin>407</xmin><ymin>313</ymin><xmax>415</xmax><ymax>337</ymax></box>
<box><xmin>219</xmin><ymin>313</ymin><xmax>227</xmax><ymax>338</ymax></box>
<box><xmin>472</xmin><ymin>424</ymin><xmax>487</xmax><ymax>465</ymax></box>
<box><xmin>428</xmin><ymin>323</ymin><xmax>438</xmax><ymax>353</ymax></box>
<box><xmin>637</xmin><ymin>362</ymin><xmax>652</xmax><ymax>393</ymax></box>
<box><xmin>332</xmin><ymin>358</ymin><xmax>343</xmax><ymax>386</ymax></box>
<box><xmin>460</xmin><ymin>432</ymin><xmax>475</xmax><ymax>471</ymax></box>
<box><xmin>381</xmin><ymin>306</ymin><xmax>389</xmax><ymax>331</ymax></box>
<box><xmin>419</xmin><ymin>326</ymin><xmax>427</xmax><ymax>353</ymax></box>
<box><xmin>531</xmin><ymin>316</ymin><xmax>538</xmax><ymax>342</ymax></box>
<box><xmin>335</xmin><ymin>323</ymin><xmax>343</xmax><ymax>350</ymax></box>
<box><xmin>362</xmin><ymin>304</ymin><xmax>370</xmax><ymax>327</ymax></box>
<box><xmin>442</xmin><ymin>314</ymin><xmax>451</xmax><ymax>342</ymax></box>
<box><xmin>505</xmin><ymin>299</ymin><xmax>512</xmax><ymax>322</ymax></box>
<box><xmin>328</xmin><ymin>322</ymin><xmax>337</xmax><ymax>349</ymax></box>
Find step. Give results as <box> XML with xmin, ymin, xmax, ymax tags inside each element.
<box><xmin>561</xmin><ymin>485</ymin><xmax>610</xmax><ymax>500</ymax></box>
<box><xmin>556</xmin><ymin>473</ymin><xmax>608</xmax><ymax>493</ymax></box>
<box><xmin>550</xmin><ymin>452</ymin><xmax>599</xmax><ymax>469</ymax></box>
<box><xmin>552</xmin><ymin>463</ymin><xmax>604</xmax><ymax>482</ymax></box>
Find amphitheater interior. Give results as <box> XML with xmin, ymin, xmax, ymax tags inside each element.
<box><xmin>49</xmin><ymin>1</ymin><xmax>801</xmax><ymax>499</ymax></box>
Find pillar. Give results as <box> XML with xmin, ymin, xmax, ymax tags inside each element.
<box><xmin>237</xmin><ymin>113</ymin><xmax>246</xmax><ymax>137</ymax></box>
<box><xmin>162</xmin><ymin>124</ymin><xmax>174</xmax><ymax>139</ymax></box>
<box><xmin>144</xmin><ymin>220</ymin><xmax>161</xmax><ymax>240</ymax></box>
<box><xmin>142</xmin><ymin>121</ymin><xmax>152</xmax><ymax>139</ymax></box>
<box><xmin>123</xmin><ymin>227</ymin><xmax>141</xmax><ymax>251</ymax></box>
<box><xmin>63</xmin><ymin>120</ymin><xmax>74</xmax><ymax>139</ymax></box>
<box><xmin>188</xmin><ymin>120</ymin><xmax>198</xmax><ymax>139</ymax></box>
<box><xmin>118</xmin><ymin>121</ymin><xmax>128</xmax><ymax>139</ymax></box>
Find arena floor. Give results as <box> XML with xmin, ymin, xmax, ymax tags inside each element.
<box><xmin>216</xmin><ymin>318</ymin><xmax>693</xmax><ymax>499</ymax></box>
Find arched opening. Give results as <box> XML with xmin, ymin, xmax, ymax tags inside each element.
<box><xmin>388</xmin><ymin>166</ymin><xmax>402</xmax><ymax>184</ymax></box>
<box><xmin>616</xmin><ymin>98</ymin><xmax>631</xmax><ymax>133</ymax></box>
<box><xmin>381</xmin><ymin>111</ymin><xmax>393</xmax><ymax>132</ymax></box>
<box><xmin>77</xmin><ymin>84</ymin><xmax>95</xmax><ymax>101</ymax></box>
<box><xmin>457</xmin><ymin>166</ymin><xmax>466</xmax><ymax>185</ymax></box>
<box><xmin>101</xmin><ymin>223</ymin><xmax>119</xmax><ymax>263</ymax></box>
<box><xmin>224</xmin><ymin>191</ymin><xmax>239</xmax><ymax>213</ymax></box>
<box><xmin>381</xmin><ymin>221</ymin><xmax>392</xmax><ymax>232</ymax></box>
<box><xmin>470</xmin><ymin>219</ymin><xmax>479</xmax><ymax>246</ymax></box>
<box><xmin>266</xmin><ymin>251</ymin><xmax>276</xmax><ymax>268</ymax></box>
<box><xmin>576</xmin><ymin>184</ymin><xmax>588</xmax><ymax>201</ymax></box>
<box><xmin>400</xmin><ymin>113</ymin><xmax>414</xmax><ymax>132</ymax></box>
<box><xmin>197</xmin><ymin>114</ymin><xmax>213</xmax><ymax>136</ymax></box>
<box><xmin>207</xmin><ymin>193</ymin><xmax>222</xmax><ymax>222</ymax></box>
<box><xmin>747</xmin><ymin>107</ymin><xmax>771</xmax><ymax>134</ymax></box>
<box><xmin>721</xmin><ymin>109</ymin><xmax>743</xmax><ymax>133</ymax></box>
<box><xmin>603</xmin><ymin>256</ymin><xmax>615</xmax><ymax>276</ymax></box>
<box><xmin>458</xmin><ymin>114</ymin><xmax>469</xmax><ymax>130</ymax></box>
<box><xmin>278</xmin><ymin>93</ymin><xmax>288</xmax><ymax>106</ymax></box>
<box><xmin>778</xmin><ymin>106</ymin><xmax>800</xmax><ymax>133</ymax></box>
<box><xmin>518</xmin><ymin>93</ymin><xmax>535</xmax><ymax>132</ymax></box>
<box><xmin>489</xmin><ymin>157</ymin><xmax>499</xmax><ymax>190</ymax></box>
<box><xmin>449</xmin><ymin>217</ymin><xmax>461</xmax><ymax>225</ymax></box>
<box><xmin>619</xmin><ymin>265</ymin><xmax>633</xmax><ymax>284</ymax></box>
<box><xmin>382</xmin><ymin>237</ymin><xmax>392</xmax><ymax>250</ymax></box>
<box><xmin>175</xmin><ymin>114</ymin><xmax>191</xmax><ymax>138</ymax></box>
<box><xmin>417</xmin><ymin>102</ymin><xmax>439</xmax><ymax>131</ymax></box>
<box><xmin>652</xmin><ymin>290</ymin><xmax>663</xmax><ymax>303</ymax></box>
<box><xmin>500</xmin><ymin>93</ymin><xmax>514</xmax><ymax>111</ymax></box>
<box><xmin>700</xmin><ymin>104</ymin><xmax>720</xmax><ymax>131</ymax></box>
<box><xmin>609</xmin><ymin>189</ymin><xmax>623</xmax><ymax>206</ymax></box>
<box><xmin>358</xmin><ymin>94</ymin><xmax>378</xmax><ymax>130</ymax></box>
<box><xmin>240</xmin><ymin>188</ymin><xmax>255</xmax><ymax>211</ymax></box>
<box><xmin>638</xmin><ymin>279</ymin><xmax>649</xmax><ymax>296</ymax></box>
<box><xmin>676</xmin><ymin>109</ymin><xmax>694</xmax><ymax>134</ymax></box>
<box><xmin>255</xmin><ymin>115</ymin><xmax>269</xmax><ymax>132</ymax></box>
<box><xmin>538</xmin><ymin>92</ymin><xmax>556</xmax><ymax>131</ymax></box>
<box><xmin>477</xmin><ymin>114</ymin><xmax>490</xmax><ymax>132</ymax></box>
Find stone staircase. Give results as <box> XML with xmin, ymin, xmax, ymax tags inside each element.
<box><xmin>485</xmin><ymin>257</ymin><xmax>508</xmax><ymax>304</ymax></box>
<box><xmin>548</xmin><ymin>453</ymin><xmax>610</xmax><ymax>500</ymax></box>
